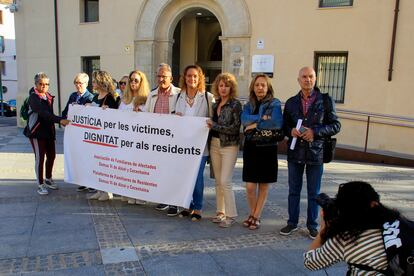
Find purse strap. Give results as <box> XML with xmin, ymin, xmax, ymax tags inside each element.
<box><xmin>322</xmin><ymin>93</ymin><xmax>332</xmax><ymax>139</ymax></box>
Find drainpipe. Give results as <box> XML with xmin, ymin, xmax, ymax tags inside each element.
<box><xmin>54</xmin><ymin>0</ymin><xmax>62</xmax><ymax>114</ymax></box>
<box><xmin>388</xmin><ymin>0</ymin><xmax>400</xmax><ymax>82</ymax></box>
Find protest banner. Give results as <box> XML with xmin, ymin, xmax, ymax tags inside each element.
<box><xmin>64</xmin><ymin>105</ymin><xmax>209</xmax><ymax>208</ymax></box>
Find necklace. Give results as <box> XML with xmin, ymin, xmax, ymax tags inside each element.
<box><xmin>186</xmin><ymin>92</ymin><xmax>196</xmax><ymax>107</ymax></box>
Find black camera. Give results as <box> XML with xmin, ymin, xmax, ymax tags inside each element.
<box><xmin>316</xmin><ymin>193</ymin><xmax>337</xmax><ymax>223</ymax></box>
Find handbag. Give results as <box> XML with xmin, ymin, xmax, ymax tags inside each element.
<box><xmin>322</xmin><ymin>94</ymin><xmax>336</xmax><ymax>163</ymax></box>
<box><xmin>323</xmin><ymin>137</ymin><xmax>336</xmax><ymax>163</ymax></box>
<box><xmin>245</xmin><ymin>128</ymin><xmax>284</xmax><ymax>146</ymax></box>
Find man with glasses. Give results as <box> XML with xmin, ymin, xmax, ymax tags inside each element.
<box><xmin>145</xmin><ymin>63</ymin><xmax>181</xmax><ymax>216</ymax></box>
<box><xmin>62</xmin><ymin>73</ymin><xmax>94</xmax><ymax>119</ymax></box>
<box><xmin>62</xmin><ymin>73</ymin><xmax>94</xmax><ymax>192</ymax></box>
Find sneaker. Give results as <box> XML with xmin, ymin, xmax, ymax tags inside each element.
<box><xmin>98</xmin><ymin>192</ymin><xmax>113</xmax><ymax>201</ymax></box>
<box><xmin>179</xmin><ymin>209</ymin><xmax>192</xmax><ymax>218</ymax></box>
<box><xmin>279</xmin><ymin>225</ymin><xmax>298</xmax><ymax>236</ymax></box>
<box><xmin>88</xmin><ymin>191</ymin><xmax>101</xmax><ymax>200</ymax></box>
<box><xmin>77</xmin><ymin>186</ymin><xmax>88</xmax><ymax>192</ymax></box>
<box><xmin>167</xmin><ymin>206</ymin><xmax>179</xmax><ymax>216</ymax></box>
<box><xmin>155</xmin><ymin>204</ymin><xmax>169</xmax><ymax>211</ymax></box>
<box><xmin>44</xmin><ymin>179</ymin><xmax>58</xmax><ymax>190</ymax></box>
<box><xmin>212</xmin><ymin>213</ymin><xmax>226</xmax><ymax>223</ymax></box>
<box><xmin>121</xmin><ymin>196</ymin><xmax>129</xmax><ymax>202</ymax></box>
<box><xmin>37</xmin><ymin>184</ymin><xmax>49</xmax><ymax>195</ymax></box>
<box><xmin>87</xmin><ymin>188</ymin><xmax>97</xmax><ymax>193</ymax></box>
<box><xmin>219</xmin><ymin>218</ymin><xmax>236</xmax><ymax>228</ymax></box>
<box><xmin>308</xmin><ymin>228</ymin><xmax>318</xmax><ymax>240</ymax></box>
<box><xmin>191</xmin><ymin>213</ymin><xmax>202</xmax><ymax>221</ymax></box>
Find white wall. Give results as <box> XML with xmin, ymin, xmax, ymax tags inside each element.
<box><xmin>0</xmin><ymin>4</ymin><xmax>17</xmax><ymax>101</ymax></box>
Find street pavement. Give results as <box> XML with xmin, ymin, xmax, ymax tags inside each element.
<box><xmin>0</xmin><ymin>116</ymin><xmax>413</xmax><ymax>276</ymax></box>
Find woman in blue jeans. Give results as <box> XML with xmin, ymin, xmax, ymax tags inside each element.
<box><xmin>175</xmin><ymin>65</ymin><xmax>214</xmax><ymax>221</ymax></box>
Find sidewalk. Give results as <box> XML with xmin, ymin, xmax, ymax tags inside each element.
<box><xmin>0</xmin><ymin>116</ymin><xmax>413</xmax><ymax>275</ymax></box>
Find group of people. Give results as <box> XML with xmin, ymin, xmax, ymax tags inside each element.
<box><xmin>24</xmin><ymin>65</ymin><xmax>414</xmax><ymax>275</ymax></box>
<box><xmin>25</xmin><ymin>64</ymin><xmax>342</xmax><ymax>234</ymax></box>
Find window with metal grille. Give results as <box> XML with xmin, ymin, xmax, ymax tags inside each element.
<box><xmin>314</xmin><ymin>52</ymin><xmax>348</xmax><ymax>103</ymax></box>
<box><xmin>82</xmin><ymin>56</ymin><xmax>100</xmax><ymax>92</ymax></box>
<box><xmin>319</xmin><ymin>0</ymin><xmax>353</xmax><ymax>8</ymax></box>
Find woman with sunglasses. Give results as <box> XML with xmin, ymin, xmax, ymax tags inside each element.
<box><xmin>118</xmin><ymin>75</ymin><xmax>129</xmax><ymax>98</ymax></box>
<box><xmin>88</xmin><ymin>70</ymin><xmax>119</xmax><ymax>201</ymax></box>
<box><xmin>24</xmin><ymin>72</ymin><xmax>70</xmax><ymax>195</ymax></box>
<box><xmin>118</xmin><ymin>70</ymin><xmax>150</xmax><ymax>204</ymax></box>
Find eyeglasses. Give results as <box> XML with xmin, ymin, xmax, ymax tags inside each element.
<box><xmin>38</xmin><ymin>83</ymin><xmax>49</xmax><ymax>86</ymax></box>
<box><xmin>130</xmin><ymin>78</ymin><xmax>140</xmax><ymax>83</ymax></box>
<box><xmin>119</xmin><ymin>81</ymin><xmax>127</xmax><ymax>86</ymax></box>
<box><xmin>74</xmin><ymin>82</ymin><xmax>85</xmax><ymax>85</ymax></box>
<box><xmin>157</xmin><ymin>75</ymin><xmax>171</xmax><ymax>79</ymax></box>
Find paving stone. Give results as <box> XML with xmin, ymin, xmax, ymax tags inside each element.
<box><xmin>0</xmin><ymin>250</ymin><xmax>101</xmax><ymax>274</ymax></box>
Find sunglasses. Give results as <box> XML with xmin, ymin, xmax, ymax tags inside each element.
<box><xmin>129</xmin><ymin>78</ymin><xmax>140</xmax><ymax>83</ymax></box>
<box><xmin>119</xmin><ymin>81</ymin><xmax>127</xmax><ymax>85</ymax></box>
<box><xmin>38</xmin><ymin>83</ymin><xmax>50</xmax><ymax>86</ymax></box>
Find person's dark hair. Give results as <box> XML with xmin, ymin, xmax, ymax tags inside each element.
<box><xmin>324</xmin><ymin>181</ymin><xmax>401</xmax><ymax>242</ymax></box>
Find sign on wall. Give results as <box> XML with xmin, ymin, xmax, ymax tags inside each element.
<box><xmin>251</xmin><ymin>54</ymin><xmax>274</xmax><ymax>78</ymax></box>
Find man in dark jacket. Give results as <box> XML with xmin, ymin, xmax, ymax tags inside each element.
<box><xmin>62</xmin><ymin>73</ymin><xmax>94</xmax><ymax>119</ymax></box>
<box><xmin>280</xmin><ymin>67</ymin><xmax>341</xmax><ymax>239</ymax></box>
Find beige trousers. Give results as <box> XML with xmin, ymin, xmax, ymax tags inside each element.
<box><xmin>210</xmin><ymin>137</ymin><xmax>238</xmax><ymax>217</ymax></box>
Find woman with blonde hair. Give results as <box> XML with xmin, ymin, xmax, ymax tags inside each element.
<box><xmin>119</xmin><ymin>70</ymin><xmax>149</xmax><ymax>204</ymax></box>
<box><xmin>89</xmin><ymin>70</ymin><xmax>118</xmax><ymax>109</ymax></box>
<box><xmin>88</xmin><ymin>70</ymin><xmax>119</xmax><ymax>201</ymax></box>
<box><xmin>119</xmin><ymin>70</ymin><xmax>149</xmax><ymax>112</ymax></box>
<box><xmin>207</xmin><ymin>72</ymin><xmax>242</xmax><ymax>228</ymax></box>
<box><xmin>118</xmin><ymin>75</ymin><xmax>129</xmax><ymax>98</ymax></box>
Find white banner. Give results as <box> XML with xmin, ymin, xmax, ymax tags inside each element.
<box><xmin>64</xmin><ymin>105</ymin><xmax>209</xmax><ymax>208</ymax></box>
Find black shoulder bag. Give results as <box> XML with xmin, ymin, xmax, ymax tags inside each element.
<box><xmin>322</xmin><ymin>93</ymin><xmax>337</xmax><ymax>163</ymax></box>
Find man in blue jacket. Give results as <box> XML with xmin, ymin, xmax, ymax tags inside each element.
<box><xmin>62</xmin><ymin>73</ymin><xmax>94</xmax><ymax>192</ymax></box>
<box><xmin>280</xmin><ymin>67</ymin><xmax>341</xmax><ymax>239</ymax></box>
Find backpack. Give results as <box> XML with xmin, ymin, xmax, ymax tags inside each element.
<box><xmin>349</xmin><ymin>218</ymin><xmax>414</xmax><ymax>276</ymax></box>
<box><xmin>20</xmin><ymin>97</ymin><xmax>31</xmax><ymax>121</ymax></box>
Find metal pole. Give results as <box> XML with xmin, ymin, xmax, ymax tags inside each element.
<box><xmin>0</xmin><ymin>71</ymin><xmax>4</xmax><ymax>116</ymax></box>
<box><xmin>388</xmin><ymin>0</ymin><xmax>400</xmax><ymax>81</ymax></box>
<box><xmin>364</xmin><ymin>116</ymin><xmax>371</xmax><ymax>152</ymax></box>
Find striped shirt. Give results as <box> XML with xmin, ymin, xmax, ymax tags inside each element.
<box><xmin>304</xmin><ymin>229</ymin><xmax>388</xmax><ymax>275</ymax></box>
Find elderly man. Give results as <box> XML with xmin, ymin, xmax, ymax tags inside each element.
<box><xmin>280</xmin><ymin>66</ymin><xmax>341</xmax><ymax>239</ymax></box>
<box><xmin>62</xmin><ymin>73</ymin><xmax>94</xmax><ymax>193</ymax></box>
<box><xmin>145</xmin><ymin>63</ymin><xmax>181</xmax><ymax>216</ymax></box>
<box><xmin>62</xmin><ymin>73</ymin><xmax>94</xmax><ymax>119</ymax></box>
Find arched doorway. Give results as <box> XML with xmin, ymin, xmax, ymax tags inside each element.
<box><xmin>171</xmin><ymin>8</ymin><xmax>222</xmax><ymax>90</ymax></box>
<box><xmin>135</xmin><ymin>0</ymin><xmax>251</xmax><ymax>96</ymax></box>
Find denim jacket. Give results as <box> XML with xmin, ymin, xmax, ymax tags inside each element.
<box><xmin>211</xmin><ymin>98</ymin><xmax>242</xmax><ymax>147</ymax></box>
<box><xmin>241</xmin><ymin>98</ymin><xmax>283</xmax><ymax>131</ymax></box>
